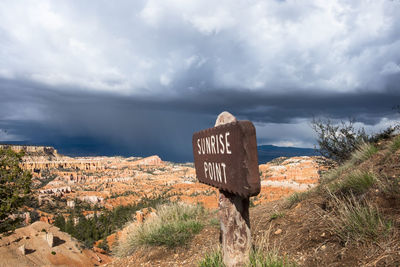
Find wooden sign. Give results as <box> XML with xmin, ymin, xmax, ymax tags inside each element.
<box><xmin>192</xmin><ymin>120</ymin><xmax>260</xmax><ymax>197</ymax></box>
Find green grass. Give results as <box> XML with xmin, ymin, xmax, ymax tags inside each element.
<box><xmin>198</xmin><ymin>249</ymin><xmax>224</xmax><ymax>267</ymax></box>
<box><xmin>269</xmin><ymin>212</ymin><xmax>285</xmax><ymax>221</ymax></box>
<box><xmin>198</xmin><ymin>249</ymin><xmax>296</xmax><ymax>267</ymax></box>
<box><xmin>320</xmin><ymin>143</ymin><xmax>377</xmax><ymax>186</ymax></box>
<box><xmin>389</xmin><ymin>135</ymin><xmax>400</xmax><ymax>153</ymax></box>
<box><xmin>141</xmin><ymin>220</ymin><xmax>202</xmax><ymax>247</ymax></box>
<box><xmin>209</xmin><ymin>217</ymin><xmax>220</xmax><ymax>227</ymax></box>
<box><xmin>329</xmin><ymin>171</ymin><xmax>376</xmax><ymax>195</ymax></box>
<box><xmin>114</xmin><ymin>202</ymin><xmax>206</xmax><ymax>257</ymax></box>
<box><xmin>328</xmin><ymin>194</ymin><xmax>391</xmax><ymax>243</ymax></box>
<box><xmin>319</xmin><ymin>162</ymin><xmax>351</xmax><ymax>185</ymax></box>
<box><xmin>350</xmin><ymin>143</ymin><xmax>378</xmax><ymax>163</ymax></box>
<box><xmin>249</xmin><ymin>250</ymin><xmax>296</xmax><ymax>267</ymax></box>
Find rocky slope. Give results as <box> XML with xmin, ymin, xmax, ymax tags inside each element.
<box><xmin>0</xmin><ymin>221</ymin><xmax>111</xmax><ymax>267</ymax></box>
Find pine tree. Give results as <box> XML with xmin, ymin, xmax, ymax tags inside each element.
<box><xmin>54</xmin><ymin>214</ymin><xmax>66</xmax><ymax>231</ymax></box>
<box><xmin>65</xmin><ymin>214</ymin><xmax>75</xmax><ymax>235</ymax></box>
<box><xmin>0</xmin><ymin>148</ymin><xmax>32</xmax><ymax>233</ymax></box>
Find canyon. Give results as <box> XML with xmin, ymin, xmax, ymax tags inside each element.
<box><xmin>1</xmin><ymin>144</ymin><xmax>334</xmax><ymax>217</ymax></box>
<box><xmin>0</xmin><ymin>144</ymin><xmax>333</xmax><ymax>266</ymax></box>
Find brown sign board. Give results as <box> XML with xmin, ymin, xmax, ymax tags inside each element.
<box><xmin>192</xmin><ymin>121</ymin><xmax>260</xmax><ymax>197</ymax></box>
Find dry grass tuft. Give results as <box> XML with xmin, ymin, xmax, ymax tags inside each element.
<box><xmin>328</xmin><ymin>170</ymin><xmax>377</xmax><ymax>195</ymax></box>
<box><xmin>350</xmin><ymin>142</ymin><xmax>378</xmax><ymax>164</ymax></box>
<box><xmin>286</xmin><ymin>190</ymin><xmax>314</xmax><ymax>208</ymax></box>
<box><xmin>389</xmin><ymin>135</ymin><xmax>400</xmax><ymax>153</ymax></box>
<box><xmin>326</xmin><ymin>193</ymin><xmax>392</xmax><ymax>243</ymax></box>
<box><xmin>198</xmin><ymin>223</ymin><xmax>296</xmax><ymax>266</ymax></box>
<box><xmin>114</xmin><ymin>202</ymin><xmax>206</xmax><ymax>257</ymax></box>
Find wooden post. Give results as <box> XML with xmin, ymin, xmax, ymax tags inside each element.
<box><xmin>215</xmin><ymin>112</ymin><xmax>251</xmax><ymax>267</ymax></box>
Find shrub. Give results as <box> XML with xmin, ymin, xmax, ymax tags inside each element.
<box><xmin>115</xmin><ymin>203</ymin><xmax>206</xmax><ymax>257</ymax></box>
<box><xmin>369</xmin><ymin>125</ymin><xmax>399</xmax><ymax>143</ymax></box>
<box><xmin>311</xmin><ymin>118</ymin><xmax>369</xmax><ymax>163</ymax></box>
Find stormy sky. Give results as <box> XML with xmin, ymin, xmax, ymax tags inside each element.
<box><xmin>0</xmin><ymin>0</ymin><xmax>399</xmax><ymax>162</ymax></box>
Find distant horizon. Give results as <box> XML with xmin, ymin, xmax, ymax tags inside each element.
<box><xmin>0</xmin><ymin>140</ymin><xmax>319</xmax><ymax>163</ymax></box>
<box><xmin>0</xmin><ymin>140</ymin><xmax>316</xmax><ymax>149</ymax></box>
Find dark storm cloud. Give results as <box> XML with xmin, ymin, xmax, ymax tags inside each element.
<box><xmin>1</xmin><ymin>77</ymin><xmax>399</xmax><ymax>161</ymax></box>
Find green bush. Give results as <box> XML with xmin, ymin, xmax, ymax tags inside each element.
<box><xmin>312</xmin><ymin>117</ymin><xmax>398</xmax><ymax>163</ymax></box>
<box><xmin>311</xmin><ymin>118</ymin><xmax>369</xmax><ymax>163</ymax></box>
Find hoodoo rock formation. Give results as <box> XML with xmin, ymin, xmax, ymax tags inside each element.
<box><xmin>257</xmin><ymin>156</ymin><xmax>333</xmax><ymax>203</ymax></box>
<box><xmin>1</xmin><ymin>144</ymin><xmax>335</xmax><ymax>260</ymax></box>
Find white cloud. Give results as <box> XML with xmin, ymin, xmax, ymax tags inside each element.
<box><xmin>255</xmin><ymin>116</ymin><xmax>400</xmax><ymax>149</ymax></box>
<box><xmin>381</xmin><ymin>62</ymin><xmax>400</xmax><ymax>75</ymax></box>
<box><xmin>160</xmin><ymin>73</ymin><xmax>172</xmax><ymax>86</ymax></box>
<box><xmin>0</xmin><ymin>0</ymin><xmax>399</xmax><ymax>96</ymax></box>
<box><xmin>255</xmin><ymin>119</ymin><xmax>317</xmax><ymax>148</ymax></box>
